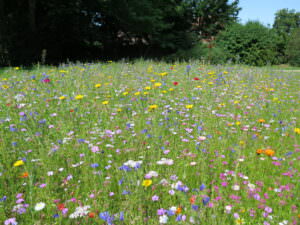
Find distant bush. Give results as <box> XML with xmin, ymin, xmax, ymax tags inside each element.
<box><xmin>164</xmin><ymin>42</ymin><xmax>228</xmax><ymax>65</ymax></box>
<box><xmin>216</xmin><ymin>21</ymin><xmax>281</xmax><ymax>66</ymax></box>
<box><xmin>286</xmin><ymin>28</ymin><xmax>300</xmax><ymax>66</ymax></box>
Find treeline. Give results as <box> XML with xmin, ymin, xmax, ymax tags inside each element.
<box><xmin>0</xmin><ymin>1</ymin><xmax>299</xmax><ymax>66</ymax></box>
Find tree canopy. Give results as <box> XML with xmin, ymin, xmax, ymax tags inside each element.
<box><xmin>0</xmin><ymin>0</ymin><xmax>240</xmax><ymax>66</ymax></box>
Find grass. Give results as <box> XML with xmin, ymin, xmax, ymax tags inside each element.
<box><xmin>0</xmin><ymin>61</ymin><xmax>299</xmax><ymax>225</ymax></box>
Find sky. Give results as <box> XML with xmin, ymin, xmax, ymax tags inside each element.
<box><xmin>238</xmin><ymin>0</ymin><xmax>300</xmax><ymax>26</ymax></box>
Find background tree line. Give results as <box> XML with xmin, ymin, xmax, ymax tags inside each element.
<box><xmin>0</xmin><ymin>0</ymin><xmax>299</xmax><ymax>66</ymax></box>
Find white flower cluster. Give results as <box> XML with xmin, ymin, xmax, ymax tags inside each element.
<box><xmin>157</xmin><ymin>158</ymin><xmax>173</xmax><ymax>165</ymax></box>
<box><xmin>69</xmin><ymin>205</ymin><xmax>91</xmax><ymax>219</ymax></box>
<box><xmin>124</xmin><ymin>160</ymin><xmax>142</xmax><ymax>168</ymax></box>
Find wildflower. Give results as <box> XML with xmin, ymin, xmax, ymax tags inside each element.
<box><xmin>193</xmin><ymin>77</ymin><xmax>200</xmax><ymax>80</ymax></box>
<box><xmin>154</xmin><ymin>82</ymin><xmax>162</xmax><ymax>87</ymax></box>
<box><xmin>102</xmin><ymin>101</ymin><xmax>109</xmax><ymax>105</ymax></box>
<box><xmin>185</xmin><ymin>105</ymin><xmax>193</xmax><ymax>109</ymax></box>
<box><xmin>144</xmin><ymin>86</ymin><xmax>151</xmax><ymax>90</ymax></box>
<box><xmin>159</xmin><ymin>215</ymin><xmax>168</xmax><ymax>224</ymax></box>
<box><xmin>42</xmin><ymin>78</ymin><xmax>51</xmax><ymax>83</ymax></box>
<box><xmin>20</xmin><ymin>172</ymin><xmax>29</xmax><ymax>178</ymax></box>
<box><xmin>95</xmin><ymin>83</ymin><xmax>102</xmax><ymax>88</ymax></box>
<box><xmin>2</xmin><ymin>85</ymin><xmax>9</xmax><ymax>89</ymax></box>
<box><xmin>134</xmin><ymin>92</ymin><xmax>140</xmax><ymax>96</ymax></box>
<box><xmin>75</xmin><ymin>95</ymin><xmax>84</xmax><ymax>100</ymax></box>
<box><xmin>13</xmin><ymin>160</ymin><xmax>24</xmax><ymax>167</ymax></box>
<box><xmin>232</xmin><ymin>185</ymin><xmax>240</xmax><ymax>191</ymax></box>
<box><xmin>173</xmin><ymin>82</ymin><xmax>179</xmax><ymax>86</ymax></box>
<box><xmin>34</xmin><ymin>202</ymin><xmax>46</xmax><ymax>211</ymax></box>
<box><xmin>190</xmin><ymin>196</ymin><xmax>196</xmax><ymax>204</ymax></box>
<box><xmin>59</xmin><ymin>96</ymin><xmax>66</xmax><ymax>100</ymax></box>
<box><xmin>294</xmin><ymin>128</ymin><xmax>300</xmax><ymax>134</ymax></box>
<box><xmin>142</xmin><ymin>179</ymin><xmax>152</xmax><ymax>187</ymax></box>
<box><xmin>4</xmin><ymin>218</ymin><xmax>18</xmax><ymax>225</ymax></box>
<box><xmin>152</xmin><ymin>195</ymin><xmax>159</xmax><ymax>201</ymax></box>
<box><xmin>256</xmin><ymin>149</ymin><xmax>264</xmax><ymax>155</ymax></box>
<box><xmin>88</xmin><ymin>212</ymin><xmax>96</xmax><ymax>218</ymax></box>
<box><xmin>148</xmin><ymin>105</ymin><xmax>158</xmax><ymax>110</ymax></box>
<box><xmin>235</xmin><ymin>218</ymin><xmax>245</xmax><ymax>224</ymax></box>
<box><xmin>159</xmin><ymin>72</ymin><xmax>168</xmax><ymax>76</ymax></box>
<box><xmin>176</xmin><ymin>207</ymin><xmax>182</xmax><ymax>214</ymax></box>
<box><xmin>258</xmin><ymin>119</ymin><xmax>265</xmax><ymax>123</ymax></box>
<box><xmin>264</xmin><ymin>149</ymin><xmax>275</xmax><ymax>157</ymax></box>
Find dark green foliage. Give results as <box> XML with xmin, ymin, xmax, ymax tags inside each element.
<box><xmin>216</xmin><ymin>21</ymin><xmax>280</xmax><ymax>66</ymax></box>
<box><xmin>286</xmin><ymin>28</ymin><xmax>300</xmax><ymax>66</ymax></box>
<box><xmin>273</xmin><ymin>9</ymin><xmax>300</xmax><ymax>64</ymax></box>
<box><xmin>0</xmin><ymin>0</ymin><xmax>240</xmax><ymax>66</ymax></box>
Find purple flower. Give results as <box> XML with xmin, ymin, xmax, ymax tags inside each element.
<box><xmin>200</xmin><ymin>184</ymin><xmax>206</xmax><ymax>191</ymax></box>
<box><xmin>4</xmin><ymin>218</ymin><xmax>18</xmax><ymax>225</ymax></box>
<box><xmin>202</xmin><ymin>197</ymin><xmax>210</xmax><ymax>206</ymax></box>
<box><xmin>157</xmin><ymin>208</ymin><xmax>166</xmax><ymax>216</ymax></box>
<box><xmin>152</xmin><ymin>195</ymin><xmax>159</xmax><ymax>201</ymax></box>
<box><xmin>264</xmin><ymin>206</ymin><xmax>272</xmax><ymax>213</ymax></box>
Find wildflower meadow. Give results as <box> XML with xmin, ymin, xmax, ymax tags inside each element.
<box><xmin>0</xmin><ymin>61</ymin><xmax>299</xmax><ymax>225</ymax></box>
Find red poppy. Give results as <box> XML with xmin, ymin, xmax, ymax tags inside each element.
<box><xmin>193</xmin><ymin>77</ymin><xmax>200</xmax><ymax>80</ymax></box>
<box><xmin>57</xmin><ymin>203</ymin><xmax>65</xmax><ymax>211</ymax></box>
<box><xmin>70</xmin><ymin>109</ymin><xmax>74</xmax><ymax>112</ymax></box>
<box><xmin>173</xmin><ymin>82</ymin><xmax>179</xmax><ymax>86</ymax></box>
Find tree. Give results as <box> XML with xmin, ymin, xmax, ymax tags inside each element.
<box><xmin>286</xmin><ymin>28</ymin><xmax>300</xmax><ymax>66</ymax></box>
<box><xmin>273</xmin><ymin>9</ymin><xmax>300</xmax><ymax>64</ymax></box>
<box><xmin>216</xmin><ymin>21</ymin><xmax>280</xmax><ymax>66</ymax></box>
<box><xmin>188</xmin><ymin>0</ymin><xmax>240</xmax><ymax>38</ymax></box>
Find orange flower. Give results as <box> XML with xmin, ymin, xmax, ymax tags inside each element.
<box><xmin>256</xmin><ymin>149</ymin><xmax>264</xmax><ymax>155</ymax></box>
<box><xmin>20</xmin><ymin>172</ymin><xmax>29</xmax><ymax>178</ymax></box>
<box><xmin>176</xmin><ymin>207</ymin><xmax>182</xmax><ymax>214</ymax></box>
<box><xmin>264</xmin><ymin>149</ymin><xmax>275</xmax><ymax>157</ymax></box>
<box><xmin>88</xmin><ymin>212</ymin><xmax>96</xmax><ymax>218</ymax></box>
<box><xmin>258</xmin><ymin>119</ymin><xmax>265</xmax><ymax>123</ymax></box>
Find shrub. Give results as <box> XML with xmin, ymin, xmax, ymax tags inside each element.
<box><xmin>216</xmin><ymin>21</ymin><xmax>281</xmax><ymax>66</ymax></box>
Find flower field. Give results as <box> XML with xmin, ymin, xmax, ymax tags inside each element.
<box><xmin>0</xmin><ymin>61</ymin><xmax>299</xmax><ymax>225</ymax></box>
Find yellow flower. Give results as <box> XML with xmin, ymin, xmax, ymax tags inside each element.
<box><xmin>236</xmin><ymin>121</ymin><xmax>241</xmax><ymax>126</ymax></box>
<box><xmin>144</xmin><ymin>86</ymin><xmax>151</xmax><ymax>90</ymax></box>
<box><xmin>154</xmin><ymin>82</ymin><xmax>162</xmax><ymax>87</ymax></box>
<box><xmin>150</xmin><ymin>79</ymin><xmax>156</xmax><ymax>82</ymax></box>
<box><xmin>122</xmin><ymin>92</ymin><xmax>129</xmax><ymax>96</ymax></box>
<box><xmin>13</xmin><ymin>160</ymin><xmax>24</xmax><ymax>167</ymax></box>
<box><xmin>117</xmin><ymin>108</ymin><xmax>122</xmax><ymax>112</ymax></box>
<box><xmin>148</xmin><ymin>105</ymin><xmax>158</xmax><ymax>110</ymax></box>
<box><xmin>147</xmin><ymin>66</ymin><xmax>153</xmax><ymax>73</ymax></box>
<box><xmin>14</xmin><ymin>67</ymin><xmax>20</xmax><ymax>70</ymax></box>
<box><xmin>185</xmin><ymin>105</ymin><xmax>193</xmax><ymax>109</ymax></box>
<box><xmin>143</xmin><ymin>92</ymin><xmax>149</xmax><ymax>95</ymax></box>
<box><xmin>59</xmin><ymin>96</ymin><xmax>66</xmax><ymax>100</ymax></box>
<box><xmin>142</xmin><ymin>179</ymin><xmax>152</xmax><ymax>187</ymax></box>
<box><xmin>134</xmin><ymin>92</ymin><xmax>140</xmax><ymax>96</ymax></box>
<box><xmin>2</xmin><ymin>85</ymin><xmax>9</xmax><ymax>89</ymax></box>
<box><xmin>161</xmin><ymin>90</ymin><xmax>167</xmax><ymax>94</ymax></box>
<box><xmin>294</xmin><ymin>128</ymin><xmax>300</xmax><ymax>134</ymax></box>
<box><xmin>75</xmin><ymin>95</ymin><xmax>84</xmax><ymax>100</ymax></box>
<box><xmin>169</xmin><ymin>88</ymin><xmax>174</xmax><ymax>91</ymax></box>
<box><xmin>95</xmin><ymin>83</ymin><xmax>102</xmax><ymax>88</ymax></box>
<box><xmin>235</xmin><ymin>218</ymin><xmax>245</xmax><ymax>225</ymax></box>
<box><xmin>158</xmin><ymin>72</ymin><xmax>168</xmax><ymax>76</ymax></box>
<box><xmin>196</xmin><ymin>85</ymin><xmax>202</xmax><ymax>88</ymax></box>
<box><xmin>102</xmin><ymin>101</ymin><xmax>109</xmax><ymax>105</ymax></box>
